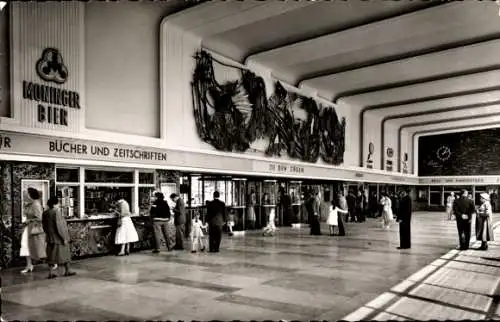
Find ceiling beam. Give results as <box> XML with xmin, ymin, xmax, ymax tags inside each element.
<box><xmin>242</xmin><ymin>0</ymin><xmax>447</xmax><ymax>65</ymax></box>
<box><xmin>398</xmin><ymin>112</ymin><xmax>500</xmax><ymax>173</ymax></box>
<box><xmin>332</xmin><ymin>63</ymin><xmax>500</xmax><ymax>104</ymax></box>
<box><xmin>297</xmin><ymin>33</ymin><xmax>500</xmax><ymax>89</ymax></box>
<box><xmin>380</xmin><ymin>100</ymin><xmax>500</xmax><ymax>170</ymax></box>
<box><xmin>410</xmin><ymin>122</ymin><xmax>500</xmax><ymax>175</ymax></box>
<box><xmin>358</xmin><ymin>82</ymin><xmax>500</xmax><ymax>167</ymax></box>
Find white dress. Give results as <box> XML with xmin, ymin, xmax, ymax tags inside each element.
<box><xmin>381</xmin><ymin>196</ymin><xmax>394</xmax><ymax>226</ymax></box>
<box><xmin>115</xmin><ymin>199</ymin><xmax>139</xmax><ymax>244</ymax></box>
<box><xmin>327</xmin><ymin>206</ymin><xmax>344</xmax><ymax>226</ymax></box>
<box><xmin>190</xmin><ymin>219</ymin><xmax>206</xmax><ymax>238</ymax></box>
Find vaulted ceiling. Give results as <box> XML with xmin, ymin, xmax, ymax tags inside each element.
<box><xmin>167</xmin><ymin>0</ymin><xmax>500</xmax><ymax>168</ymax></box>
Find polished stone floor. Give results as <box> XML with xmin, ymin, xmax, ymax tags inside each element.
<box><xmin>2</xmin><ymin>212</ymin><xmax>498</xmax><ymax>321</ymax></box>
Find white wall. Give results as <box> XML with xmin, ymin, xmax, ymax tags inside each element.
<box><xmin>383</xmin><ymin>122</ymin><xmax>399</xmax><ymax>172</ymax></box>
<box><xmin>362</xmin><ymin>112</ymin><xmax>384</xmax><ymax>169</ymax></box>
<box><xmin>85</xmin><ymin>2</ymin><xmax>189</xmax><ymax>138</ymax></box>
<box><xmin>161</xmin><ymin>21</ymin><xmax>361</xmax><ymax>167</ymax></box>
<box><xmin>400</xmin><ymin>129</ymin><xmax>411</xmax><ymax>174</ymax></box>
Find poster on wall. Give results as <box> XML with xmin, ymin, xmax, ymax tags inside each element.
<box><xmin>21</xmin><ymin>179</ymin><xmax>50</xmax><ymax>223</ymax></box>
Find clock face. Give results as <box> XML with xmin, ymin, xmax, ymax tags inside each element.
<box><xmin>368</xmin><ymin>142</ymin><xmax>374</xmax><ymax>154</ymax></box>
<box><xmin>387</xmin><ymin>148</ymin><xmax>394</xmax><ymax>158</ymax></box>
<box><xmin>436</xmin><ymin>145</ymin><xmax>451</xmax><ymax>162</ymax></box>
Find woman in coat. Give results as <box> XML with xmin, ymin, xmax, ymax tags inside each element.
<box><xmin>20</xmin><ymin>187</ymin><xmax>46</xmax><ymax>273</ymax></box>
<box><xmin>42</xmin><ymin>196</ymin><xmax>76</xmax><ymax>279</ymax></box>
<box><xmin>476</xmin><ymin>192</ymin><xmax>494</xmax><ymax>250</ymax></box>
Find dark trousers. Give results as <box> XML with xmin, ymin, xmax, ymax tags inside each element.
<box><xmin>357</xmin><ymin>208</ymin><xmax>365</xmax><ymax>222</ymax></box>
<box><xmin>456</xmin><ymin>219</ymin><xmax>471</xmax><ymax>250</ymax></box>
<box><xmin>399</xmin><ymin>221</ymin><xmax>411</xmax><ymax>248</ymax></box>
<box><xmin>310</xmin><ymin>216</ymin><xmax>321</xmax><ymax>235</ymax></box>
<box><xmin>349</xmin><ymin>211</ymin><xmax>357</xmax><ymax>222</ymax></box>
<box><xmin>208</xmin><ymin>224</ymin><xmax>222</xmax><ymax>252</ymax></box>
<box><xmin>338</xmin><ymin>213</ymin><xmax>346</xmax><ymax>236</ymax></box>
<box><xmin>174</xmin><ymin>224</ymin><xmax>185</xmax><ymax>249</ymax></box>
<box><xmin>153</xmin><ymin>220</ymin><xmax>174</xmax><ymax>250</ymax></box>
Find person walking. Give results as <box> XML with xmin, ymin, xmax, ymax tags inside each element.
<box><xmin>453</xmin><ymin>189</ymin><xmax>475</xmax><ymax>251</ymax></box>
<box><xmin>327</xmin><ymin>199</ymin><xmax>348</xmax><ymax>236</ymax></box>
<box><xmin>397</xmin><ymin>189</ymin><xmax>412</xmax><ymax>249</ymax></box>
<box><xmin>150</xmin><ymin>192</ymin><xmax>174</xmax><ymax>253</ymax></box>
<box><xmin>42</xmin><ymin>196</ymin><xmax>76</xmax><ymax>279</ymax></box>
<box><xmin>380</xmin><ymin>193</ymin><xmax>393</xmax><ymax>229</ymax></box>
<box><xmin>206</xmin><ymin>191</ymin><xmax>226</xmax><ymax>252</ymax></box>
<box><xmin>476</xmin><ymin>192</ymin><xmax>494</xmax><ymax>250</ymax></box>
<box><xmin>20</xmin><ymin>187</ymin><xmax>46</xmax><ymax>274</ymax></box>
<box><xmin>171</xmin><ymin>194</ymin><xmax>186</xmax><ymax>250</ymax></box>
<box><xmin>337</xmin><ymin>191</ymin><xmax>348</xmax><ymax>236</ymax></box>
<box><xmin>246</xmin><ymin>190</ymin><xmax>257</xmax><ymax>229</ymax></box>
<box><xmin>355</xmin><ymin>190</ymin><xmax>366</xmax><ymax>223</ymax></box>
<box><xmin>308</xmin><ymin>191</ymin><xmax>322</xmax><ymax>235</ymax></box>
<box><xmin>114</xmin><ymin>196</ymin><xmax>139</xmax><ymax>256</ymax></box>
<box><xmin>346</xmin><ymin>191</ymin><xmax>356</xmax><ymax>222</ymax></box>
<box><xmin>445</xmin><ymin>192</ymin><xmax>455</xmax><ymax>221</ymax></box>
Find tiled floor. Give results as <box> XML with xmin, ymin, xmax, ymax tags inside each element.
<box><xmin>2</xmin><ymin>212</ymin><xmax>499</xmax><ymax>321</ymax></box>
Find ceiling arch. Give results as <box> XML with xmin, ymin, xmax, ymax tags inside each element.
<box><xmin>166</xmin><ymin>0</ymin><xmax>500</xmax><ymax>171</ymax></box>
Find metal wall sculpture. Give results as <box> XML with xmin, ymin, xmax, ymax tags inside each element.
<box><xmin>191</xmin><ymin>50</ymin><xmax>346</xmax><ymax>165</ymax></box>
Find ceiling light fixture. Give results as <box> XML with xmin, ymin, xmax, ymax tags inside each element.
<box><xmin>0</xmin><ymin>2</ymin><xmax>6</xmax><ymax>11</ymax></box>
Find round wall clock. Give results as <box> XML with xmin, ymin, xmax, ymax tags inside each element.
<box><xmin>436</xmin><ymin>145</ymin><xmax>451</xmax><ymax>162</ymax></box>
<box><xmin>387</xmin><ymin>148</ymin><xmax>394</xmax><ymax>158</ymax></box>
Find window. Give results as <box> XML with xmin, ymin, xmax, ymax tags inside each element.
<box><xmin>56</xmin><ymin>166</ymin><xmax>156</xmax><ymax>219</ymax></box>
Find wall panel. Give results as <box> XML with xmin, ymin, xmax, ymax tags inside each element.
<box><xmin>10</xmin><ymin>2</ymin><xmax>84</xmax><ymax>133</ymax></box>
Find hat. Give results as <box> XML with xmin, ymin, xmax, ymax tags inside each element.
<box><xmin>480</xmin><ymin>192</ymin><xmax>490</xmax><ymax>201</ymax></box>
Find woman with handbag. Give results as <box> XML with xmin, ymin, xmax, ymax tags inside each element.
<box><xmin>476</xmin><ymin>192</ymin><xmax>494</xmax><ymax>250</ymax></box>
<box><xmin>20</xmin><ymin>187</ymin><xmax>46</xmax><ymax>274</ymax></box>
<box><xmin>114</xmin><ymin>196</ymin><xmax>138</xmax><ymax>256</ymax></box>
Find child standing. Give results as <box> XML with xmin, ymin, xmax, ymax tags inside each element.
<box><xmin>191</xmin><ymin>213</ymin><xmax>207</xmax><ymax>253</ymax></box>
<box><xmin>328</xmin><ymin>199</ymin><xmax>348</xmax><ymax>236</ymax></box>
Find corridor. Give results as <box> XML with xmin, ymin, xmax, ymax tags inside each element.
<box><xmin>2</xmin><ymin>212</ymin><xmax>496</xmax><ymax>321</ymax></box>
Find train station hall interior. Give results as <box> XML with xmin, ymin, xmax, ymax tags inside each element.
<box><xmin>2</xmin><ymin>1</ymin><xmax>500</xmax><ymax>321</ymax></box>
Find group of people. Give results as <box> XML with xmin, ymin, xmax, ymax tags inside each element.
<box><xmin>303</xmin><ymin>188</ymin><xmax>413</xmax><ymax>249</ymax></box>
<box><xmin>152</xmin><ymin>191</ymin><xmax>227</xmax><ymax>253</ymax></box>
<box><xmin>19</xmin><ymin>187</ymin><xmax>76</xmax><ymax>278</ymax></box>
<box><xmin>446</xmin><ymin>189</ymin><xmax>494</xmax><ymax>251</ymax></box>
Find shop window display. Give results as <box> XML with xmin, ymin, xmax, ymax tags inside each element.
<box><xmin>55</xmin><ymin>167</ymin><xmax>80</xmax><ymax>218</ymax></box>
<box><xmin>84</xmin><ymin>186</ymin><xmax>133</xmax><ymax>216</ymax></box>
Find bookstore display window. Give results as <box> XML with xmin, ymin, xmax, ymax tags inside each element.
<box><xmin>139</xmin><ymin>171</ymin><xmax>156</xmax><ymax>216</ymax></box>
<box><xmin>84</xmin><ymin>169</ymin><xmax>134</xmax><ymax>216</ymax></box>
<box><xmin>55</xmin><ymin>168</ymin><xmax>80</xmax><ymax>218</ymax></box>
<box><xmin>56</xmin><ymin>166</ymin><xmax>155</xmax><ymax>219</ymax></box>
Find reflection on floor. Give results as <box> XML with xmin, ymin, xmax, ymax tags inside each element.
<box><xmin>2</xmin><ymin>212</ymin><xmax>498</xmax><ymax>321</ymax></box>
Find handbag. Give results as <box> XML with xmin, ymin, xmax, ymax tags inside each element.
<box><xmin>29</xmin><ymin>222</ymin><xmax>44</xmax><ymax>235</ymax></box>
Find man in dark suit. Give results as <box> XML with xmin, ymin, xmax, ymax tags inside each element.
<box><xmin>397</xmin><ymin>189</ymin><xmax>412</xmax><ymax>249</ymax></box>
<box><xmin>170</xmin><ymin>193</ymin><xmax>186</xmax><ymax>250</ymax></box>
<box><xmin>453</xmin><ymin>189</ymin><xmax>476</xmax><ymax>250</ymax></box>
<box><xmin>206</xmin><ymin>191</ymin><xmax>226</xmax><ymax>252</ymax></box>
